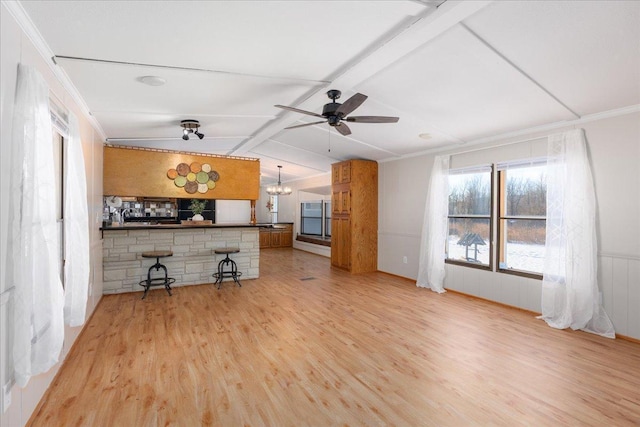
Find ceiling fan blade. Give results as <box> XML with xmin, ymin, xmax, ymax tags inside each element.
<box><xmin>284</xmin><ymin>120</ymin><xmax>326</xmax><ymax>130</ymax></box>
<box><xmin>275</xmin><ymin>105</ymin><xmax>324</xmax><ymax>118</ymax></box>
<box><xmin>336</xmin><ymin>93</ymin><xmax>368</xmax><ymax>116</ymax></box>
<box><xmin>335</xmin><ymin>122</ymin><xmax>352</xmax><ymax>136</ymax></box>
<box><xmin>345</xmin><ymin>116</ymin><xmax>399</xmax><ymax>123</ymax></box>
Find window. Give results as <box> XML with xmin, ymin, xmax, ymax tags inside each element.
<box><xmin>324</xmin><ymin>201</ymin><xmax>332</xmax><ymax>237</ymax></box>
<box><xmin>300</xmin><ymin>200</ymin><xmax>331</xmax><ymax>237</ymax></box>
<box><xmin>269</xmin><ymin>195</ymin><xmax>278</xmax><ymax>223</ymax></box>
<box><xmin>301</xmin><ymin>202</ymin><xmax>322</xmax><ymax>235</ymax></box>
<box><xmin>446</xmin><ymin>166</ymin><xmax>492</xmax><ymax>268</ymax></box>
<box><xmin>446</xmin><ymin>159</ymin><xmax>547</xmax><ymax>278</ymax></box>
<box><xmin>497</xmin><ymin>161</ymin><xmax>546</xmax><ymax>275</ymax></box>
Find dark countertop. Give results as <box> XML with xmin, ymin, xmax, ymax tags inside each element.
<box><xmin>101</xmin><ymin>222</ymin><xmax>292</xmax><ymax>231</ymax></box>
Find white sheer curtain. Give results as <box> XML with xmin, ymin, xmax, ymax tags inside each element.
<box><xmin>63</xmin><ymin>111</ymin><xmax>90</xmax><ymax>327</ymax></box>
<box><xmin>538</xmin><ymin>129</ymin><xmax>615</xmax><ymax>338</ymax></box>
<box><xmin>416</xmin><ymin>155</ymin><xmax>450</xmax><ymax>293</ymax></box>
<box><xmin>8</xmin><ymin>64</ymin><xmax>65</xmax><ymax>387</ymax></box>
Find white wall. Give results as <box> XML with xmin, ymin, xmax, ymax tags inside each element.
<box><xmin>0</xmin><ymin>4</ymin><xmax>104</xmax><ymax>425</ymax></box>
<box><xmin>378</xmin><ymin>111</ymin><xmax>640</xmax><ymax>340</ymax></box>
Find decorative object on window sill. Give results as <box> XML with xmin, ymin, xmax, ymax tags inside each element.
<box><xmin>266</xmin><ymin>165</ymin><xmax>292</xmax><ymax>196</ymax></box>
<box><xmin>180</xmin><ymin>119</ymin><xmax>204</xmax><ymax>140</ymax></box>
<box><xmin>167</xmin><ymin>161</ymin><xmax>219</xmax><ymax>194</ymax></box>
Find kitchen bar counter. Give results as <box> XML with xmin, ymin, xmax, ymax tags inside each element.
<box><xmin>102</xmin><ymin>225</ymin><xmax>265</xmax><ymax>295</ymax></box>
<box><xmin>101</xmin><ymin>222</ymin><xmax>292</xmax><ymax>231</ymax></box>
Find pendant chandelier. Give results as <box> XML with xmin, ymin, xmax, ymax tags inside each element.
<box><xmin>266</xmin><ymin>165</ymin><xmax>292</xmax><ymax>196</ymax></box>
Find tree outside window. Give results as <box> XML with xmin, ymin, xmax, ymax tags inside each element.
<box><xmin>446</xmin><ymin>160</ymin><xmax>548</xmax><ymax>277</ymax></box>
<box><xmin>498</xmin><ymin>163</ymin><xmax>546</xmax><ymax>275</ymax></box>
<box><xmin>447</xmin><ymin>168</ymin><xmax>492</xmax><ymax>267</ymax></box>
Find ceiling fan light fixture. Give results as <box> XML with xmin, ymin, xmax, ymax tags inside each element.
<box><xmin>266</xmin><ymin>165</ymin><xmax>292</xmax><ymax>196</ymax></box>
<box><xmin>275</xmin><ymin>89</ymin><xmax>399</xmax><ymax>134</ymax></box>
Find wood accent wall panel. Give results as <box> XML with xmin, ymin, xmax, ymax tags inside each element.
<box><xmin>103</xmin><ymin>146</ymin><xmax>260</xmax><ymax>200</ymax></box>
<box><xmin>331</xmin><ymin>160</ymin><xmax>377</xmax><ymax>273</ymax></box>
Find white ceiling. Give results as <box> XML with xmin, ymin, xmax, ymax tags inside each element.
<box><xmin>17</xmin><ymin>0</ymin><xmax>640</xmax><ymax>186</ymax></box>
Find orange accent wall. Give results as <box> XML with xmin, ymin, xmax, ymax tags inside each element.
<box><xmin>103</xmin><ymin>146</ymin><xmax>260</xmax><ymax>200</ymax></box>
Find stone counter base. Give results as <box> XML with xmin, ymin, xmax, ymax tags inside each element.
<box><xmin>103</xmin><ymin>227</ymin><xmax>259</xmax><ymax>294</ymax></box>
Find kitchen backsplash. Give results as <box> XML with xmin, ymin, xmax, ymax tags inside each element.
<box><xmin>103</xmin><ymin>197</ymin><xmax>177</xmax><ymax>221</ymax></box>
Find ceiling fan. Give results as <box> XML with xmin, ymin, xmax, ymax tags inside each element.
<box><xmin>275</xmin><ymin>89</ymin><xmax>399</xmax><ymax>136</ymax></box>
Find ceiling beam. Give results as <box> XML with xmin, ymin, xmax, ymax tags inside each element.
<box><xmin>459</xmin><ymin>23</ymin><xmax>581</xmax><ymax>119</ymax></box>
<box><xmin>231</xmin><ymin>0</ymin><xmax>493</xmax><ymax>157</ymax></box>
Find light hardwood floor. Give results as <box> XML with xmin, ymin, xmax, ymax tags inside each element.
<box><xmin>30</xmin><ymin>248</ymin><xmax>640</xmax><ymax>426</ymax></box>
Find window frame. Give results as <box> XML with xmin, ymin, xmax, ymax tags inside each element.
<box><xmin>269</xmin><ymin>195</ymin><xmax>278</xmax><ymax>223</ymax></box>
<box><xmin>445</xmin><ymin>165</ymin><xmax>493</xmax><ymax>272</ymax></box>
<box><xmin>300</xmin><ymin>201</ymin><xmax>323</xmax><ymax>236</ymax></box>
<box><xmin>299</xmin><ymin>199</ymin><xmax>331</xmax><ymax>238</ymax></box>
<box><xmin>496</xmin><ymin>161</ymin><xmax>546</xmax><ymax>280</ymax></box>
<box><xmin>324</xmin><ymin>200</ymin><xmax>332</xmax><ymax>237</ymax></box>
<box><xmin>445</xmin><ymin>159</ymin><xmax>547</xmax><ymax>279</ymax></box>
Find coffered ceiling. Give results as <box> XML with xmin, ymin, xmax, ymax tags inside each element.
<box><xmin>14</xmin><ymin>0</ymin><xmax>640</xmax><ymax>186</ymax></box>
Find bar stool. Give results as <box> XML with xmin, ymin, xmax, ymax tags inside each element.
<box><xmin>139</xmin><ymin>250</ymin><xmax>175</xmax><ymax>299</ymax></box>
<box><xmin>212</xmin><ymin>247</ymin><xmax>242</xmax><ymax>289</ymax></box>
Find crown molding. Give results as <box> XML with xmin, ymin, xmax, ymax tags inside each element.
<box><xmin>379</xmin><ymin>104</ymin><xmax>640</xmax><ymax>163</ymax></box>
<box><xmin>3</xmin><ymin>0</ymin><xmax>108</xmax><ymax>141</ymax></box>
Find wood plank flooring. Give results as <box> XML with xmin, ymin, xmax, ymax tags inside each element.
<box><xmin>29</xmin><ymin>248</ymin><xmax>640</xmax><ymax>426</ymax></box>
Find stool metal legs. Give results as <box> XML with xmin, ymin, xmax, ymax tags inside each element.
<box><xmin>140</xmin><ymin>256</ymin><xmax>175</xmax><ymax>299</ymax></box>
<box><xmin>213</xmin><ymin>254</ymin><xmax>242</xmax><ymax>289</ymax></box>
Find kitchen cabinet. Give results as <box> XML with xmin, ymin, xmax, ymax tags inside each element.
<box><xmin>330</xmin><ymin>160</ymin><xmax>377</xmax><ymax>273</ymax></box>
<box><xmin>259</xmin><ymin>223</ymin><xmax>293</xmax><ymax>248</ymax></box>
<box><xmin>270</xmin><ymin>230</ymin><xmax>282</xmax><ymax>247</ymax></box>
<box><xmin>332</xmin><ymin>161</ymin><xmax>351</xmax><ymax>184</ymax></box>
<box><xmin>259</xmin><ymin>230</ymin><xmax>272</xmax><ymax>248</ymax></box>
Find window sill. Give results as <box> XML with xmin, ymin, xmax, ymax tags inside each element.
<box><xmin>445</xmin><ymin>259</ymin><xmax>491</xmax><ymax>271</ymax></box>
<box><xmin>497</xmin><ymin>268</ymin><xmax>543</xmax><ymax>280</ymax></box>
<box><xmin>445</xmin><ymin>259</ymin><xmax>543</xmax><ymax>280</ymax></box>
<box><xmin>296</xmin><ymin>234</ymin><xmax>331</xmax><ymax>247</ymax></box>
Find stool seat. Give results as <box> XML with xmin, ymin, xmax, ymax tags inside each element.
<box><xmin>214</xmin><ymin>247</ymin><xmax>240</xmax><ymax>255</ymax></box>
<box><xmin>212</xmin><ymin>248</ymin><xmax>241</xmax><ymax>289</ymax></box>
<box><xmin>142</xmin><ymin>250</ymin><xmax>173</xmax><ymax>258</ymax></box>
<box><xmin>139</xmin><ymin>251</ymin><xmax>175</xmax><ymax>299</ymax></box>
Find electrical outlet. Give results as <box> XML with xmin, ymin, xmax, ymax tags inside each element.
<box><xmin>403</xmin><ymin>256</ymin><xmax>408</xmax><ymax>264</ymax></box>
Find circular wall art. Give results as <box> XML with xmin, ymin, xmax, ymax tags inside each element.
<box><xmin>168</xmin><ymin>162</ymin><xmax>220</xmax><ymax>194</ymax></box>
<box><xmin>184</xmin><ymin>181</ymin><xmax>198</xmax><ymax>194</ymax></box>
<box><xmin>190</xmin><ymin>162</ymin><xmax>201</xmax><ymax>173</ymax></box>
<box><xmin>176</xmin><ymin>163</ymin><xmax>190</xmax><ymax>176</ymax></box>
